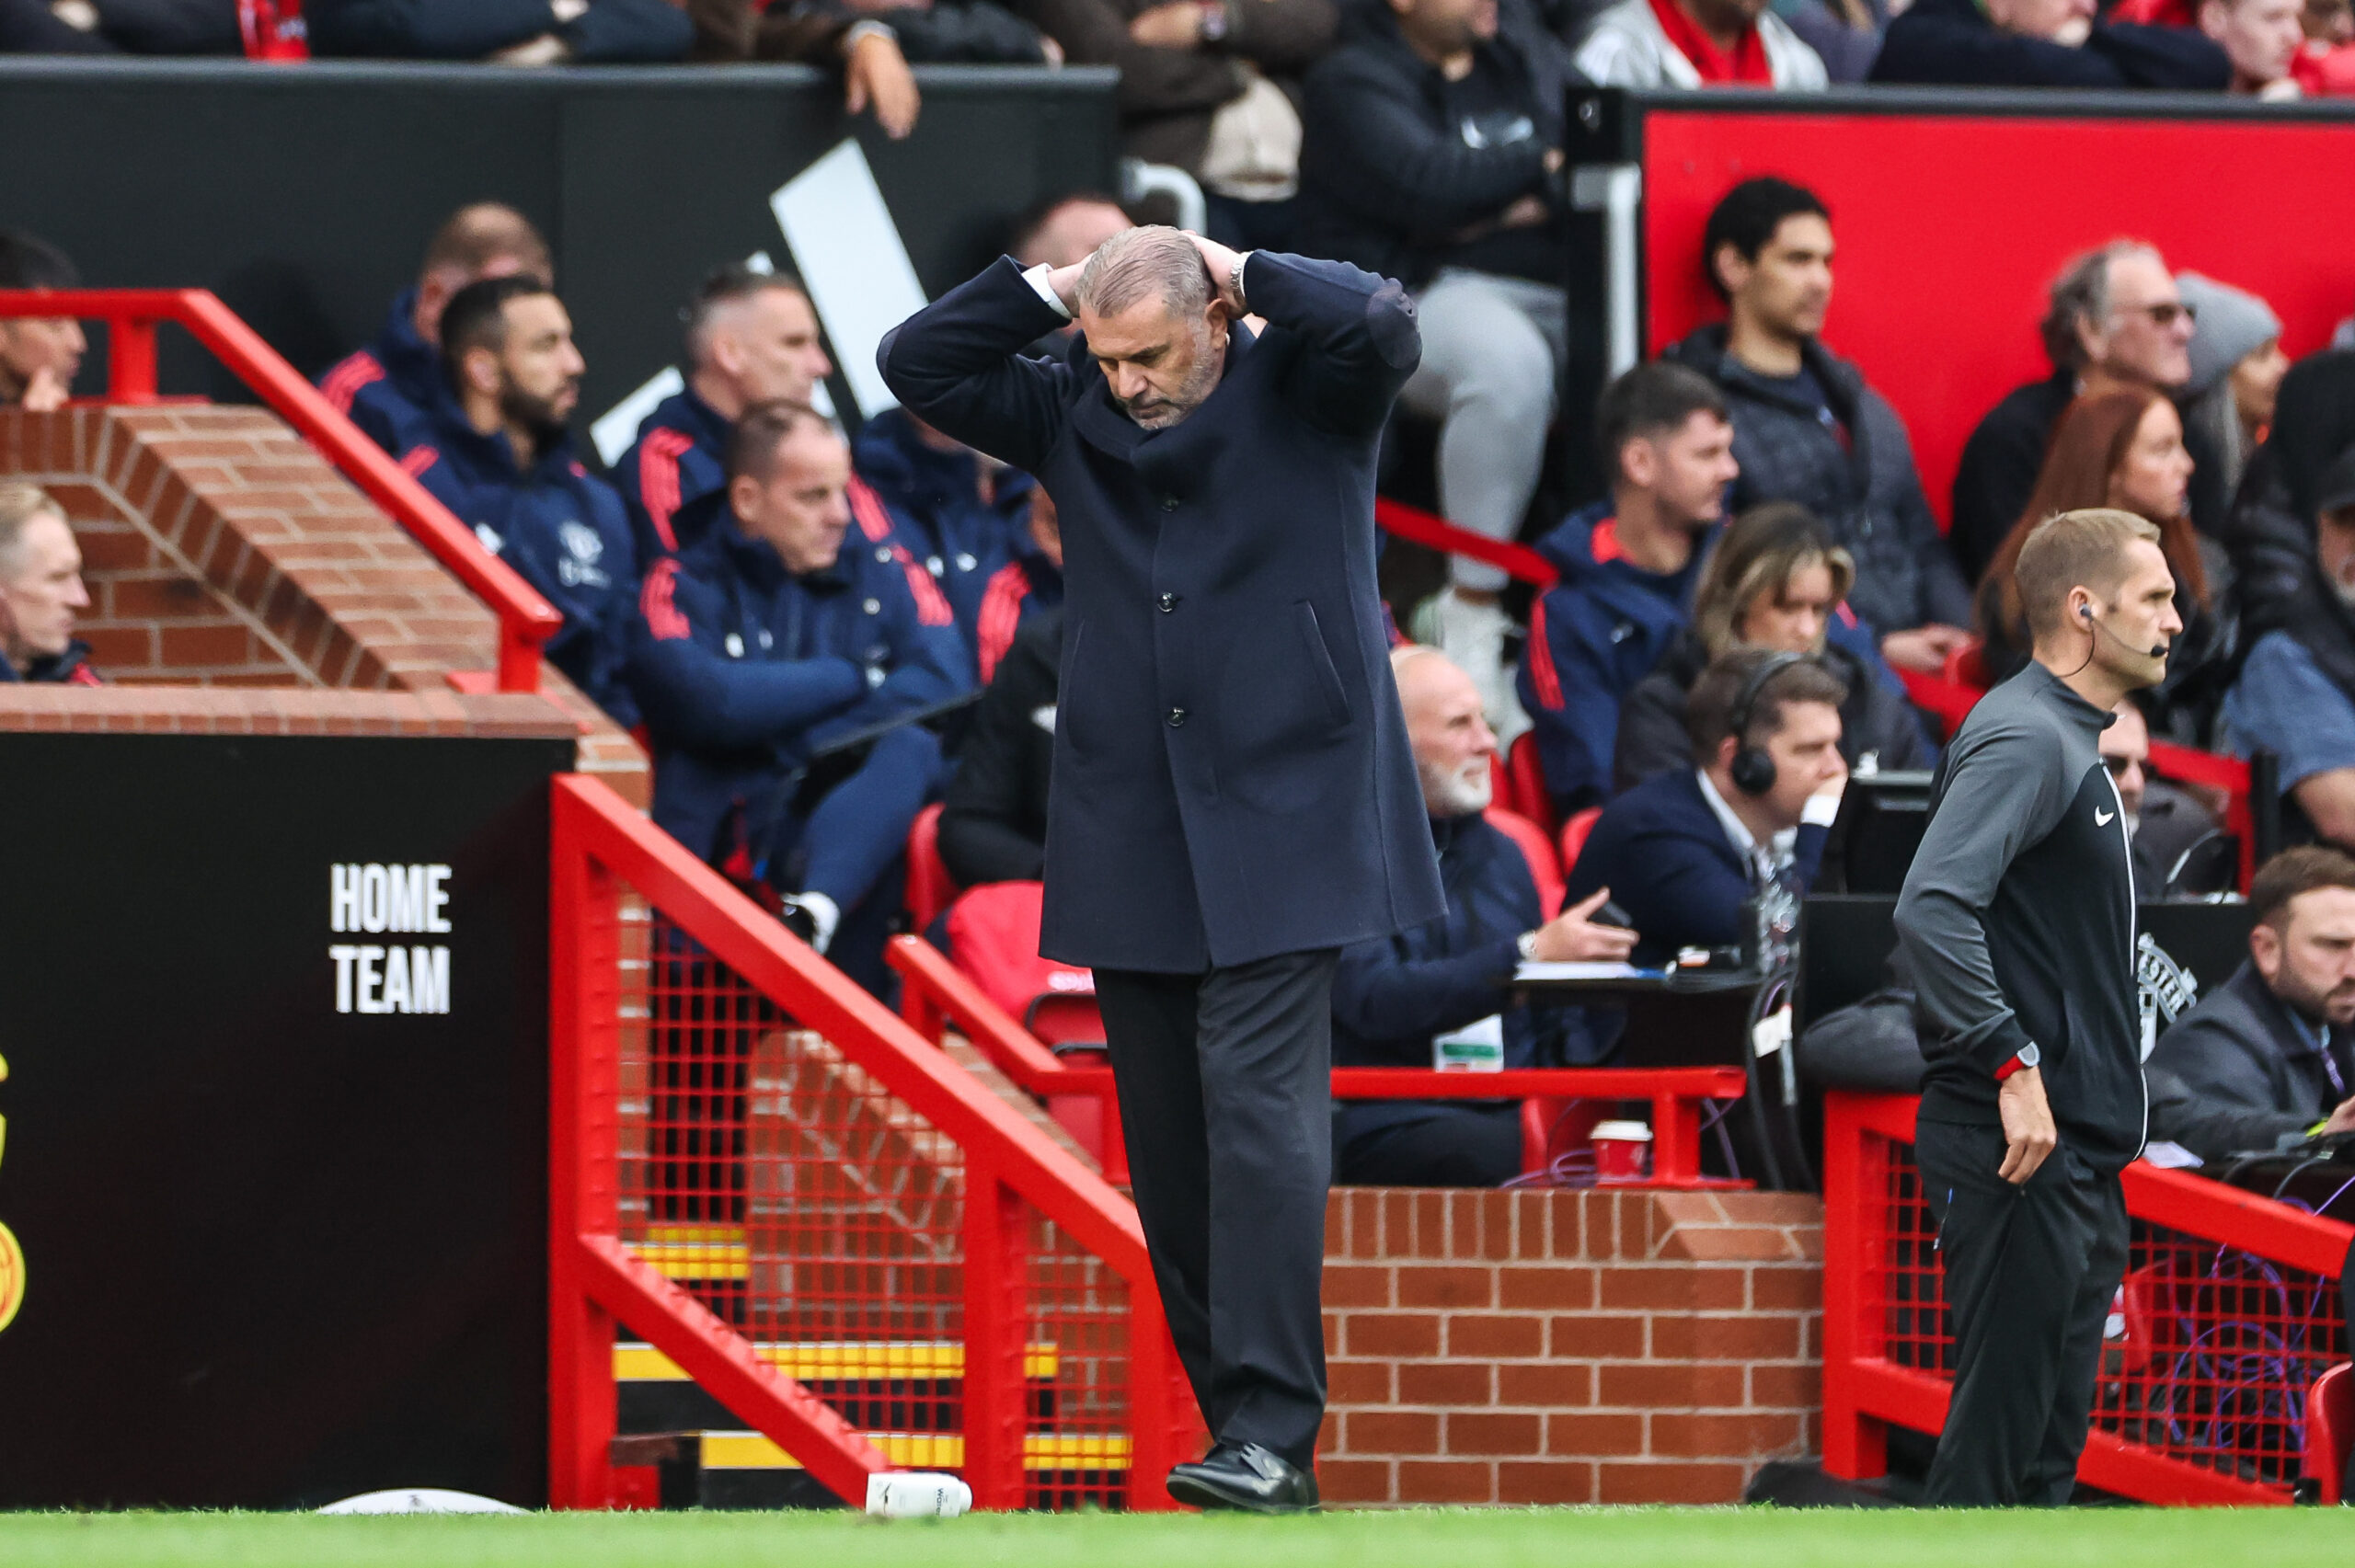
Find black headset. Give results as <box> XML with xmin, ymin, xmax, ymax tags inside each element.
<box><xmin>1727</xmin><ymin>651</ymin><xmax>1811</xmax><ymax>797</ymax></box>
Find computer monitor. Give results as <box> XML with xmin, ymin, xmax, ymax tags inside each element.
<box><xmin>1817</xmin><ymin>771</ymin><xmax>1935</xmax><ymax>895</ymax></box>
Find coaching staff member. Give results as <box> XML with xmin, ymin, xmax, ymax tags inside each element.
<box><xmin>879</xmin><ymin>227</ymin><xmax>1442</xmax><ymax>1512</ymax></box>
<box><xmin>1894</xmin><ymin>507</ymin><xmax>2183</xmax><ymax>1506</ymax></box>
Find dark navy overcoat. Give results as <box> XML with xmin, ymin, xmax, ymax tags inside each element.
<box><xmin>879</xmin><ymin>252</ymin><xmax>1444</xmax><ymax>971</ymax></box>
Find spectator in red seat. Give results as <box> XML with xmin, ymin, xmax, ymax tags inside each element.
<box><xmin>2198</xmin><ymin>0</ymin><xmax>2309</xmax><ymax>90</ymax></box>
<box><xmin>2227</xmin><ymin>443</ymin><xmax>2355</xmax><ymax>851</ymax></box>
<box><xmin>629</xmin><ymin>400</ymin><xmax>969</xmax><ymax>985</ymax></box>
<box><xmin>2177</xmin><ymin>271</ymin><xmax>2288</xmax><ymax>505</ymax></box>
<box><xmin>1331</xmin><ymin>647</ymin><xmax>1634</xmax><ymax>1188</ymax></box>
<box><xmin>1515</xmin><ymin>361</ymin><xmax>1736</xmax><ymax>819</ymax></box>
<box><xmin>1663</xmin><ymin>177</ymin><xmax>1974</xmax><ymax>677</ymax></box>
<box><xmin>1574</xmin><ymin>0</ymin><xmax>1828</xmax><ymax>87</ymax></box>
<box><xmin>1976</xmin><ymin>388</ymin><xmax>2229</xmax><ymax>744</ymax></box>
<box><xmin>0</xmin><ymin>482</ymin><xmax>97</xmax><ymax>685</ymax></box>
<box><xmin>306</xmin><ymin>0</ymin><xmax>693</xmax><ymax>63</ymax></box>
<box><xmin>1565</xmin><ymin>647</ymin><xmax>1846</xmax><ymax>970</ymax></box>
<box><xmin>401</xmin><ymin>275</ymin><xmax>639</xmax><ymax>727</ymax></box>
<box><xmin>2149</xmin><ymin>847</ymin><xmax>2355</xmax><ymax>1163</ymax></box>
<box><xmin>318</xmin><ymin>203</ymin><xmax>552</xmax><ymax>460</ymax></box>
<box><xmin>1868</xmin><ymin>0</ymin><xmax>2227</xmax><ymax>86</ymax></box>
<box><xmin>940</xmin><ymin>607</ymin><xmax>1062</xmax><ymax>887</ymax></box>
<box><xmin>0</xmin><ymin>230</ymin><xmax>83</xmax><ymax>414</ymax></box>
<box><xmin>1614</xmin><ymin>501</ymin><xmax>1936</xmax><ymax>793</ymax></box>
<box><xmin>1295</xmin><ymin>0</ymin><xmax>1582</xmax><ymax>731</ymax></box>
<box><xmin>1949</xmin><ymin>243</ymin><xmax>2216</xmax><ymax>582</ymax></box>
<box><xmin>618</xmin><ymin>263</ymin><xmax>836</xmax><ymax>565</ymax></box>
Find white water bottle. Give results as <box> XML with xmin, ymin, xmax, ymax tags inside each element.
<box><xmin>866</xmin><ymin>1471</ymin><xmax>973</xmax><ymax>1518</ymax></box>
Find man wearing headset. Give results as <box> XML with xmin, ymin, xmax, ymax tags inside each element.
<box><xmin>1563</xmin><ymin>647</ymin><xmax>1850</xmax><ymax>970</ymax></box>
<box><xmin>1895</xmin><ymin>507</ymin><xmax>2183</xmax><ymax>1507</ymax></box>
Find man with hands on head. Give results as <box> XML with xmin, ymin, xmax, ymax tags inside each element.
<box><xmin>879</xmin><ymin>225</ymin><xmax>1441</xmax><ymax>1515</ymax></box>
<box><xmin>1894</xmin><ymin>507</ymin><xmax>2184</xmax><ymax>1507</ymax></box>
<box><xmin>1333</xmin><ymin>647</ymin><xmax>1636</xmax><ymax>1189</ymax></box>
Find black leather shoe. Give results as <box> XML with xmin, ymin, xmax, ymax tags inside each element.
<box><xmin>1166</xmin><ymin>1442</ymin><xmax>1319</xmax><ymax>1514</ymax></box>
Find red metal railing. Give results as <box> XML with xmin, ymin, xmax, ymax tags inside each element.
<box><xmin>886</xmin><ymin>935</ymin><xmax>1750</xmax><ymax>1189</ymax></box>
<box><xmin>1376</xmin><ymin>498</ymin><xmax>1558</xmax><ymax>589</ymax></box>
<box><xmin>0</xmin><ymin>289</ymin><xmax>559</xmax><ymax>691</ymax></box>
<box><xmin>550</xmin><ymin>775</ymin><xmax>1192</xmax><ymax>1511</ymax></box>
<box><xmin>1822</xmin><ymin>1092</ymin><xmax>2353</xmax><ymax>1505</ymax></box>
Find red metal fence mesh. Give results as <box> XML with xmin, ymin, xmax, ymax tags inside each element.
<box><xmin>1862</xmin><ymin>1127</ymin><xmax>2345</xmax><ymax>1495</ymax></box>
<box><xmin>611</xmin><ymin>890</ymin><xmax>1135</xmax><ymax>1507</ymax></box>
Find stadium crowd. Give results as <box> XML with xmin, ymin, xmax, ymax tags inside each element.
<box><xmin>5</xmin><ymin>9</ymin><xmax>2355</xmax><ymax>1191</ymax></box>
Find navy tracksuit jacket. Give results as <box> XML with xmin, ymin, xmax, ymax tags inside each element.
<box><xmin>626</xmin><ymin>493</ymin><xmax>971</xmax><ymax>905</ymax></box>
<box><xmin>852</xmin><ymin>407</ymin><xmax>1036</xmax><ymax>666</ymax></box>
<box><xmin>397</xmin><ymin>409</ymin><xmax>640</xmax><ymax>727</ymax></box>
<box><xmin>318</xmin><ymin>288</ymin><xmax>443</xmax><ymax>458</ymax></box>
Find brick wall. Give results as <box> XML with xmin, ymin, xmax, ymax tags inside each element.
<box><xmin>1320</xmin><ymin>1187</ymin><xmax>1822</xmax><ymax>1506</ymax></box>
<box><xmin>0</xmin><ymin>684</ymin><xmax>580</xmax><ymax>738</ymax></box>
<box><xmin>0</xmin><ymin>406</ymin><xmax>645</xmax><ymax>803</ymax></box>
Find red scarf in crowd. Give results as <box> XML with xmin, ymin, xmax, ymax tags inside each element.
<box><xmin>1645</xmin><ymin>0</ymin><xmax>1774</xmax><ymax>84</ymax></box>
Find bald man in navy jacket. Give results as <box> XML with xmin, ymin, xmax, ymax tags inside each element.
<box><xmin>880</xmin><ymin>228</ymin><xmax>1442</xmax><ymax>1512</ymax></box>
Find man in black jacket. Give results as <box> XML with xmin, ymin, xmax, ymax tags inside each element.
<box><xmin>879</xmin><ymin>226</ymin><xmax>1441</xmax><ymax>1512</ymax></box>
<box><xmin>1894</xmin><ymin>507</ymin><xmax>2183</xmax><ymax>1506</ymax></box>
<box><xmin>1950</xmin><ymin>243</ymin><xmax>2213</xmax><ymax>583</ymax></box>
<box><xmin>1294</xmin><ymin>0</ymin><xmax>1582</xmax><ymax>724</ymax></box>
<box><xmin>1663</xmin><ymin>178</ymin><xmax>1973</xmax><ymax>675</ymax></box>
<box><xmin>2149</xmin><ymin>847</ymin><xmax>2355</xmax><ymax>1164</ymax></box>
<box><xmin>1333</xmin><ymin>647</ymin><xmax>1632</xmax><ymax>1187</ymax></box>
<box><xmin>1870</xmin><ymin>0</ymin><xmax>2228</xmax><ymax>86</ymax></box>
<box><xmin>938</xmin><ymin>608</ymin><xmax>1061</xmax><ymax>887</ymax></box>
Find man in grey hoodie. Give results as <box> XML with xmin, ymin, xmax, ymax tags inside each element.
<box><xmin>1894</xmin><ymin>506</ymin><xmax>2182</xmax><ymax>1506</ymax></box>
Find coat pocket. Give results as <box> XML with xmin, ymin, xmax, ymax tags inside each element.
<box><xmin>1293</xmin><ymin>601</ymin><xmax>1351</xmax><ymax>733</ymax></box>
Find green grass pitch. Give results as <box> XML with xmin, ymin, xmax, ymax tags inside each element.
<box><xmin>0</xmin><ymin>1507</ymin><xmax>2346</xmax><ymax>1568</ymax></box>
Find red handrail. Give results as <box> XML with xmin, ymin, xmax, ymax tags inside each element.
<box><xmin>1376</xmin><ymin>497</ymin><xmax>1558</xmax><ymax>588</ymax></box>
<box><xmin>0</xmin><ymin>289</ymin><xmax>560</xmax><ymax>692</ymax></box>
<box><xmin>549</xmin><ymin>776</ymin><xmax>1189</xmax><ymax>1511</ymax></box>
<box><xmin>1822</xmin><ymin>1091</ymin><xmax>2354</xmax><ymax>1505</ymax></box>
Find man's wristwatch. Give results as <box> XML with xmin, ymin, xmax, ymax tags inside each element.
<box><xmin>1993</xmin><ymin>1041</ymin><xmax>2042</xmax><ymax>1082</ymax></box>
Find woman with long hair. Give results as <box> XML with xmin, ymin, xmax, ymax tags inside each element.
<box><xmin>1614</xmin><ymin>501</ymin><xmax>1938</xmax><ymax>792</ymax></box>
<box><xmin>1977</xmin><ymin>388</ymin><xmax>2233</xmax><ymax>741</ymax></box>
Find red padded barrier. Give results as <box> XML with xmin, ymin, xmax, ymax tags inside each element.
<box><xmin>1639</xmin><ymin>108</ymin><xmax>2355</xmax><ymax>524</ymax></box>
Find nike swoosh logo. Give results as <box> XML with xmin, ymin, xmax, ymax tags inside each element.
<box><xmin>2096</xmin><ymin>809</ymin><xmax>2116</xmax><ymax>826</ymax></box>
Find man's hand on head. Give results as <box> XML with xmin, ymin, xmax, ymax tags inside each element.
<box><xmin>1996</xmin><ymin>1065</ymin><xmax>2058</xmax><ymax>1185</ymax></box>
<box><xmin>1529</xmin><ymin>887</ymin><xmax>1639</xmax><ymax>965</ymax></box>
<box><xmin>1186</xmin><ymin>233</ymin><xmax>1247</xmax><ymax>318</ymax></box>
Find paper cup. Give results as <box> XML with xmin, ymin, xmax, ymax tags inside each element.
<box><xmin>1591</xmin><ymin>1119</ymin><xmax>1653</xmax><ymax>1185</ymax></box>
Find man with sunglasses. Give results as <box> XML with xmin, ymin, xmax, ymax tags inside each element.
<box><xmin>1950</xmin><ymin>243</ymin><xmax>2225</xmax><ymax>580</ymax></box>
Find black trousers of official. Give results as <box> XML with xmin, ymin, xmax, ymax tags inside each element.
<box><xmin>1916</xmin><ymin>1119</ymin><xmax>2130</xmax><ymax>1506</ymax></box>
<box><xmin>1095</xmin><ymin>949</ymin><xmax>1338</xmax><ymax>1471</ymax></box>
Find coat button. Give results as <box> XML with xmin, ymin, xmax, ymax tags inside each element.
<box><xmin>1158</xmin><ymin>592</ymin><xmax>1179</xmax><ymax>612</ymax></box>
<box><xmin>1161</xmin><ymin>496</ymin><xmax>1178</xmax><ymax>512</ymax></box>
<box><xmin>1167</xmin><ymin>707</ymin><xmax>1187</xmax><ymax>727</ymax></box>
<box><xmin>864</xmin><ymin>598</ymin><xmax>881</xmax><ymax>614</ymax></box>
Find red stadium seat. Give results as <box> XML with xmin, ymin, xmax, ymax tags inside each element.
<box><xmin>905</xmin><ymin>802</ymin><xmax>959</xmax><ymax>932</ymax></box>
<box><xmin>1558</xmin><ymin>806</ymin><xmax>1603</xmax><ymax>878</ymax></box>
<box><xmin>2305</xmin><ymin>1363</ymin><xmax>2354</xmax><ymax>1504</ymax></box>
<box><xmin>1484</xmin><ymin>807</ymin><xmax>1564</xmax><ymax>919</ymax></box>
<box><xmin>1941</xmin><ymin>638</ymin><xmax>1987</xmax><ymax>691</ymax></box>
<box><xmin>1504</xmin><ymin>731</ymin><xmax>1557</xmax><ymax>838</ymax></box>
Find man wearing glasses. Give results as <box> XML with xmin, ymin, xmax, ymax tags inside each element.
<box><xmin>1950</xmin><ymin>242</ymin><xmax>2221</xmax><ymax>579</ymax></box>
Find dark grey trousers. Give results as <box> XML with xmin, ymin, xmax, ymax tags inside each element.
<box><xmin>1095</xmin><ymin>949</ymin><xmax>1338</xmax><ymax>1471</ymax></box>
<box><xmin>1917</xmin><ymin>1118</ymin><xmax>2131</xmax><ymax>1506</ymax></box>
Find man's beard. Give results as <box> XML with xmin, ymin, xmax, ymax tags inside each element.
<box><xmin>1117</xmin><ymin>331</ymin><xmax>1223</xmax><ymax>430</ymax></box>
<box><xmin>500</xmin><ymin>379</ymin><xmax>577</xmax><ymax>446</ymax></box>
<box><xmin>1419</xmin><ymin>755</ymin><xmax>1493</xmax><ymax>818</ymax></box>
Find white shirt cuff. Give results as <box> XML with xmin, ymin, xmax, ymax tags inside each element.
<box><xmin>1801</xmin><ymin>790</ymin><xmax>1844</xmax><ymax>829</ymax></box>
<box><xmin>1021</xmin><ymin>262</ymin><xmax>1073</xmax><ymax>321</ymax></box>
<box><xmin>843</xmin><ymin>19</ymin><xmax>895</xmax><ymax>52</ymax></box>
